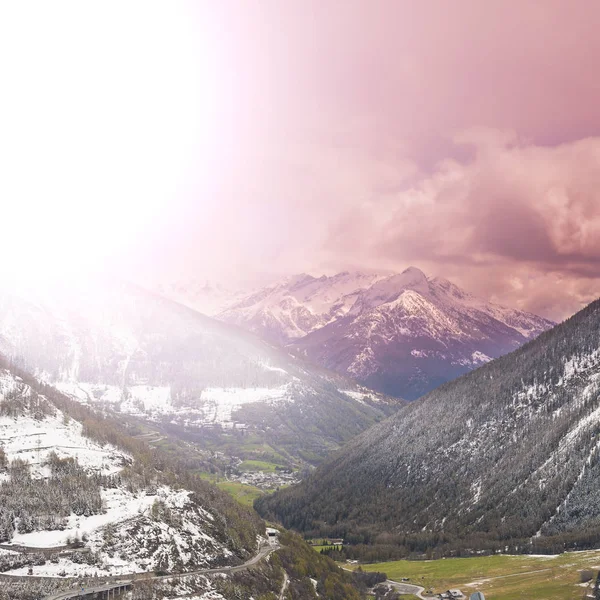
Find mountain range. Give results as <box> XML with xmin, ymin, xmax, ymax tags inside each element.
<box><xmin>0</xmin><ymin>277</ymin><xmax>401</xmax><ymax>468</ymax></box>
<box><xmin>212</xmin><ymin>268</ymin><xmax>555</xmax><ymax>399</ymax></box>
<box><xmin>256</xmin><ymin>296</ymin><xmax>600</xmax><ymax>557</ymax></box>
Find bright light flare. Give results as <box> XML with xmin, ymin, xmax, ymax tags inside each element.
<box><xmin>0</xmin><ymin>1</ymin><xmax>213</xmax><ymax>279</ymax></box>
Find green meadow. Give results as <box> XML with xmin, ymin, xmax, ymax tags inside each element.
<box><xmin>358</xmin><ymin>551</ymin><xmax>600</xmax><ymax>599</ymax></box>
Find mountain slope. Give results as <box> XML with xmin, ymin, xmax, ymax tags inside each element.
<box><xmin>219</xmin><ymin>271</ymin><xmax>387</xmax><ymax>346</ymax></box>
<box><xmin>0</xmin><ymin>277</ymin><xmax>401</xmax><ymax>466</ymax></box>
<box><xmin>0</xmin><ymin>356</ymin><xmax>264</xmax><ymax>575</ymax></box>
<box><xmin>217</xmin><ymin>267</ymin><xmax>553</xmax><ymax>400</ymax></box>
<box><xmin>0</xmin><ymin>358</ymin><xmax>372</xmax><ymax>600</ymax></box>
<box><xmin>256</xmin><ymin>298</ymin><xmax>600</xmax><ymax>555</ymax></box>
<box><xmin>290</xmin><ymin>268</ymin><xmax>554</xmax><ymax>399</ymax></box>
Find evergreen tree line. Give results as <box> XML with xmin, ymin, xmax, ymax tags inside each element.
<box><xmin>0</xmin><ymin>453</ymin><xmax>107</xmax><ymax>542</ymax></box>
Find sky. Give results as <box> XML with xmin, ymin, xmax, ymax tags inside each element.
<box><xmin>2</xmin><ymin>1</ymin><xmax>600</xmax><ymax>321</ymax></box>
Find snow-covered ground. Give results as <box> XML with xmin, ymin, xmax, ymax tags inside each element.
<box><xmin>54</xmin><ymin>382</ymin><xmax>170</xmax><ymax>413</ymax></box>
<box><xmin>57</xmin><ymin>381</ymin><xmax>295</xmax><ymax>427</ymax></box>
<box><xmin>339</xmin><ymin>389</ymin><xmax>384</xmax><ymax>405</ymax></box>
<box><xmin>0</xmin><ymin>373</ymin><xmax>126</xmax><ymax>480</ymax></box>
<box><xmin>198</xmin><ymin>385</ymin><xmax>292</xmax><ymax>424</ymax></box>
<box><xmin>10</xmin><ymin>487</ymin><xmax>157</xmax><ymax>548</ymax></box>
<box><xmin>7</xmin><ymin>486</ymin><xmax>227</xmax><ymax>577</ymax></box>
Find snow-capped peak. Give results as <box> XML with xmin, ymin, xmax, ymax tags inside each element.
<box><xmin>218</xmin><ymin>270</ymin><xmax>388</xmax><ymax>342</ymax></box>
<box><xmin>153</xmin><ymin>268</ymin><xmax>555</xmax><ymax>401</ymax></box>
<box><xmin>348</xmin><ymin>267</ymin><xmax>430</xmax><ymax>315</ymax></box>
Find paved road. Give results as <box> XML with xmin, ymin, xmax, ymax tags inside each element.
<box><xmin>44</xmin><ymin>541</ymin><xmax>279</xmax><ymax>600</ymax></box>
<box><xmin>46</xmin><ymin>580</ymin><xmax>132</xmax><ymax>600</ymax></box>
<box><xmin>386</xmin><ymin>578</ymin><xmax>427</xmax><ymax>599</ymax></box>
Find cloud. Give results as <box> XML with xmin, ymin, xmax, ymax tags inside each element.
<box><xmin>123</xmin><ymin>1</ymin><xmax>600</xmax><ymax>321</ymax></box>
<box><xmin>143</xmin><ymin>128</ymin><xmax>599</xmax><ymax>322</ymax></box>
<box><xmin>312</xmin><ymin>132</ymin><xmax>600</xmax><ymax>320</ymax></box>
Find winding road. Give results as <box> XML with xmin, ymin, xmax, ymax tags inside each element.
<box><xmin>44</xmin><ymin>540</ymin><xmax>279</xmax><ymax>600</ymax></box>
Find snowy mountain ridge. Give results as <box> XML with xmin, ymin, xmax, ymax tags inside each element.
<box><xmin>211</xmin><ymin>267</ymin><xmax>554</xmax><ymax>399</ymax></box>
<box><xmin>218</xmin><ymin>271</ymin><xmax>387</xmax><ymax>345</ymax></box>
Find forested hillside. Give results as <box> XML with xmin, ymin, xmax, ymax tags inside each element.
<box><xmin>257</xmin><ymin>298</ymin><xmax>600</xmax><ymax>559</ymax></box>
<box><xmin>0</xmin><ymin>356</ymin><xmax>379</xmax><ymax>599</ymax></box>
<box><xmin>0</xmin><ymin>361</ymin><xmax>264</xmax><ymax>573</ymax></box>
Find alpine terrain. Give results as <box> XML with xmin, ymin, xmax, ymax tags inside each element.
<box><xmin>0</xmin><ymin>277</ymin><xmax>401</xmax><ymax>469</ymax></box>
<box><xmin>217</xmin><ymin>267</ymin><xmax>554</xmax><ymax>399</ymax></box>
<box><xmin>256</xmin><ymin>297</ymin><xmax>600</xmax><ymax>558</ymax></box>
<box><xmin>0</xmin><ymin>356</ymin><xmax>372</xmax><ymax>600</ymax></box>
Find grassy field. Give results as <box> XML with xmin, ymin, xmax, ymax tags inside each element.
<box><xmin>198</xmin><ymin>472</ymin><xmax>265</xmax><ymax>507</ymax></box>
<box><xmin>214</xmin><ymin>480</ymin><xmax>264</xmax><ymax>507</ymax></box>
<box><xmin>358</xmin><ymin>551</ymin><xmax>600</xmax><ymax>599</ymax></box>
<box><xmin>238</xmin><ymin>459</ymin><xmax>282</xmax><ymax>472</ymax></box>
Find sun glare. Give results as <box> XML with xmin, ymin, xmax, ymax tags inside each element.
<box><xmin>0</xmin><ymin>1</ymin><xmax>209</xmax><ymax>279</ymax></box>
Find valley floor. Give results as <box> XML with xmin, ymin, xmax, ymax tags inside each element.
<box><xmin>357</xmin><ymin>551</ymin><xmax>600</xmax><ymax>600</ymax></box>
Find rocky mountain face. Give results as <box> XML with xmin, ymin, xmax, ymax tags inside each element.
<box><xmin>218</xmin><ymin>268</ymin><xmax>554</xmax><ymax>399</ymax></box>
<box><xmin>256</xmin><ymin>298</ymin><xmax>600</xmax><ymax>556</ymax></box>
<box><xmin>0</xmin><ymin>277</ymin><xmax>401</xmax><ymax>466</ymax></box>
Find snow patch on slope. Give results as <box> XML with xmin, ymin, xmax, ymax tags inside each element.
<box><xmin>8</xmin><ymin>486</ymin><xmax>226</xmax><ymax>577</ymax></box>
<box><xmin>199</xmin><ymin>385</ymin><xmax>293</xmax><ymax>424</ymax></box>
<box><xmin>10</xmin><ymin>487</ymin><xmax>157</xmax><ymax>548</ymax></box>
<box><xmin>0</xmin><ymin>373</ymin><xmax>126</xmax><ymax>479</ymax></box>
<box><xmin>57</xmin><ymin>381</ymin><xmax>295</xmax><ymax>427</ymax></box>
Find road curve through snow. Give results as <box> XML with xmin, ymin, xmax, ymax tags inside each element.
<box><xmin>44</xmin><ymin>542</ymin><xmax>279</xmax><ymax>600</ymax></box>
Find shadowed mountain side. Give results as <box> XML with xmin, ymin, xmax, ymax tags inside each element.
<box><xmin>256</xmin><ymin>298</ymin><xmax>600</xmax><ymax>555</ymax></box>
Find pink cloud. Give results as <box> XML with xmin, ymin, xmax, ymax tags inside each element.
<box><xmin>127</xmin><ymin>1</ymin><xmax>600</xmax><ymax>320</ymax></box>
<box><xmin>314</xmin><ymin>133</ymin><xmax>600</xmax><ymax>320</ymax></box>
